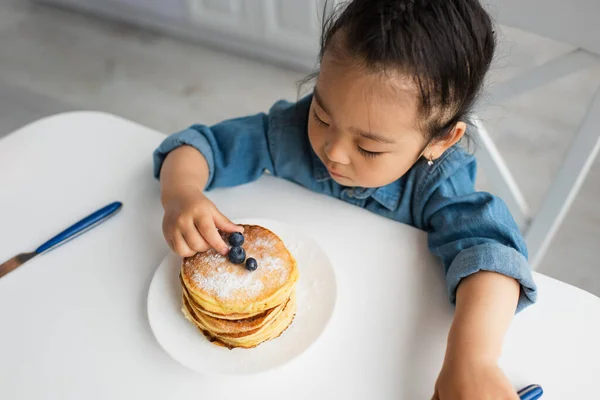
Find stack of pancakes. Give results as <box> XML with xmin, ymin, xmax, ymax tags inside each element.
<box><xmin>180</xmin><ymin>225</ymin><xmax>299</xmax><ymax>349</ymax></box>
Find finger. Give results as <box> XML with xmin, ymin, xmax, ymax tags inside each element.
<box><xmin>181</xmin><ymin>221</ymin><xmax>210</xmax><ymax>253</ymax></box>
<box><xmin>196</xmin><ymin>218</ymin><xmax>229</xmax><ymax>255</ymax></box>
<box><xmin>163</xmin><ymin>222</ymin><xmax>182</xmax><ymax>255</ymax></box>
<box><xmin>165</xmin><ymin>236</ymin><xmax>176</xmax><ymax>252</ymax></box>
<box><xmin>213</xmin><ymin>212</ymin><xmax>244</xmax><ymax>233</ymax></box>
<box><xmin>173</xmin><ymin>231</ymin><xmax>196</xmax><ymax>257</ymax></box>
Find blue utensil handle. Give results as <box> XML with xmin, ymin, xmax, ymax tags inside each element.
<box><xmin>35</xmin><ymin>201</ymin><xmax>123</xmax><ymax>254</ymax></box>
<box><xmin>518</xmin><ymin>384</ymin><xmax>543</xmax><ymax>400</ymax></box>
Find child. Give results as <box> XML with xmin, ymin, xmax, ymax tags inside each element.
<box><xmin>154</xmin><ymin>0</ymin><xmax>536</xmax><ymax>398</ymax></box>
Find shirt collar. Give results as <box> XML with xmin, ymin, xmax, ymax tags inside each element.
<box><xmin>371</xmin><ymin>179</ymin><xmax>402</xmax><ymax>211</ymax></box>
<box><xmin>311</xmin><ymin>152</ymin><xmax>402</xmax><ymax>211</ymax></box>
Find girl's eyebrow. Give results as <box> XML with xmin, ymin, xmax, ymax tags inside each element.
<box><xmin>352</xmin><ymin>129</ymin><xmax>396</xmax><ymax>144</ymax></box>
<box><xmin>314</xmin><ymin>87</ymin><xmax>396</xmax><ymax>144</ymax></box>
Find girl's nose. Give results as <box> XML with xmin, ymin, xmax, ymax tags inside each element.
<box><xmin>324</xmin><ymin>139</ymin><xmax>351</xmax><ymax>165</ymax></box>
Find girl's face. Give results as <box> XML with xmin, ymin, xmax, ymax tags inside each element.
<box><xmin>308</xmin><ymin>50</ymin><xmax>462</xmax><ymax>188</ymax></box>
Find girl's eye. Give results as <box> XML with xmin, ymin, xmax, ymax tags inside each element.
<box><xmin>312</xmin><ymin>110</ymin><xmax>330</xmax><ymax>127</ymax></box>
<box><xmin>357</xmin><ymin>146</ymin><xmax>383</xmax><ymax>158</ymax></box>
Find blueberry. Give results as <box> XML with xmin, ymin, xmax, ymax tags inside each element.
<box><xmin>245</xmin><ymin>257</ymin><xmax>258</xmax><ymax>271</ymax></box>
<box><xmin>228</xmin><ymin>246</ymin><xmax>246</xmax><ymax>264</ymax></box>
<box><xmin>228</xmin><ymin>232</ymin><xmax>244</xmax><ymax>247</ymax></box>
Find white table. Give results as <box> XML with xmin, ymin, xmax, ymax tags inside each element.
<box><xmin>1</xmin><ymin>112</ymin><xmax>599</xmax><ymax>399</ymax></box>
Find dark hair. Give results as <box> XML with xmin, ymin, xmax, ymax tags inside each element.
<box><xmin>309</xmin><ymin>0</ymin><xmax>495</xmax><ymax>142</ymax></box>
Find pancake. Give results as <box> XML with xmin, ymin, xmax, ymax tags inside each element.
<box><xmin>180</xmin><ymin>225</ymin><xmax>299</xmax><ymax>316</ymax></box>
<box><xmin>179</xmin><ymin>274</ymin><xmax>263</xmax><ymax>320</ymax></box>
<box><xmin>182</xmin><ymin>291</ymin><xmax>297</xmax><ymax>349</ymax></box>
<box><xmin>180</xmin><ymin>224</ymin><xmax>299</xmax><ymax>349</ymax></box>
<box><xmin>181</xmin><ymin>281</ymin><xmax>287</xmax><ymax>335</ymax></box>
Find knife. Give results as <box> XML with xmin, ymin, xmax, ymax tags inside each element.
<box><xmin>518</xmin><ymin>384</ymin><xmax>543</xmax><ymax>399</ymax></box>
<box><xmin>0</xmin><ymin>201</ymin><xmax>123</xmax><ymax>279</ymax></box>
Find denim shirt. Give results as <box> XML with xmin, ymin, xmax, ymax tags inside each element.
<box><xmin>154</xmin><ymin>95</ymin><xmax>537</xmax><ymax>312</ymax></box>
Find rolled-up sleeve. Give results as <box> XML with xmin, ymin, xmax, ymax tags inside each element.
<box><xmin>418</xmin><ymin>154</ymin><xmax>537</xmax><ymax>312</ymax></box>
<box><xmin>153</xmin><ymin>113</ymin><xmax>274</xmax><ymax>190</ymax></box>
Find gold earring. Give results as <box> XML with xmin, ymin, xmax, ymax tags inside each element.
<box><xmin>427</xmin><ymin>154</ymin><xmax>434</xmax><ymax>166</ymax></box>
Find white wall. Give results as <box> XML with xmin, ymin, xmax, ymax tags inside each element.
<box><xmin>486</xmin><ymin>0</ymin><xmax>600</xmax><ymax>55</ymax></box>
<box><xmin>36</xmin><ymin>0</ymin><xmax>333</xmax><ymax>71</ymax></box>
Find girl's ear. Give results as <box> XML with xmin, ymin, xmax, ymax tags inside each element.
<box><xmin>424</xmin><ymin>122</ymin><xmax>467</xmax><ymax>160</ymax></box>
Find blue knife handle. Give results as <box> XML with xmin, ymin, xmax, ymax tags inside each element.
<box><xmin>518</xmin><ymin>384</ymin><xmax>543</xmax><ymax>400</ymax></box>
<box><xmin>35</xmin><ymin>201</ymin><xmax>123</xmax><ymax>254</ymax></box>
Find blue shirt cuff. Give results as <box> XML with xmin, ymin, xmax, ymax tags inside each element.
<box><xmin>153</xmin><ymin>127</ymin><xmax>215</xmax><ymax>188</ymax></box>
<box><xmin>446</xmin><ymin>243</ymin><xmax>538</xmax><ymax>313</ymax></box>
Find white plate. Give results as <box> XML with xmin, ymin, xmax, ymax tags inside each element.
<box><xmin>147</xmin><ymin>218</ymin><xmax>337</xmax><ymax>375</ymax></box>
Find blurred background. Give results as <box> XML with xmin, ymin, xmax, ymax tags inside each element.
<box><xmin>1</xmin><ymin>0</ymin><xmax>598</xmax><ymax>295</ymax></box>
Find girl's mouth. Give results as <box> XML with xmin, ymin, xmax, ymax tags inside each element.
<box><xmin>327</xmin><ymin>168</ymin><xmax>347</xmax><ymax>179</ymax></box>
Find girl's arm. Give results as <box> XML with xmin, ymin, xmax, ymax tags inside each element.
<box><xmin>433</xmin><ymin>271</ymin><xmax>521</xmax><ymax>400</ymax></box>
<box><xmin>449</xmin><ymin>270</ymin><xmax>519</xmax><ymax>362</ymax></box>
<box><xmin>160</xmin><ymin>145</ymin><xmax>210</xmax><ymax>206</ymax></box>
<box><xmin>159</xmin><ymin>146</ymin><xmax>242</xmax><ymax>257</ymax></box>
<box><xmin>153</xmin><ymin>112</ymin><xmax>276</xmax><ymax>257</ymax></box>
<box><xmin>413</xmin><ymin>150</ymin><xmax>537</xmax><ymax>314</ymax></box>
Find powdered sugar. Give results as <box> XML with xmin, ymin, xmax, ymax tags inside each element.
<box><xmin>248</xmin><ymin>237</ymin><xmax>276</xmax><ymax>251</ymax></box>
<box><xmin>260</xmin><ymin>256</ymin><xmax>290</xmax><ymax>285</ymax></box>
<box><xmin>188</xmin><ymin>235</ymin><xmax>291</xmax><ymax>301</ymax></box>
<box><xmin>198</xmin><ymin>252</ymin><xmax>226</xmax><ymax>268</ymax></box>
<box><xmin>193</xmin><ymin>269</ymin><xmax>264</xmax><ymax>300</ymax></box>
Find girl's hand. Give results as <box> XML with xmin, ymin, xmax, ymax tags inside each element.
<box><xmin>161</xmin><ymin>184</ymin><xmax>242</xmax><ymax>257</ymax></box>
<box><xmin>432</xmin><ymin>356</ymin><xmax>518</xmax><ymax>400</ymax></box>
